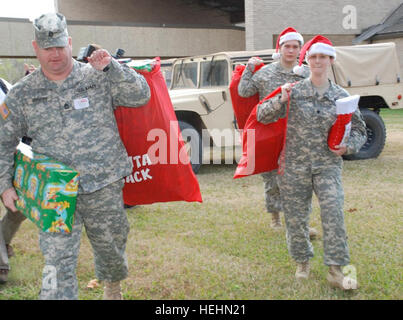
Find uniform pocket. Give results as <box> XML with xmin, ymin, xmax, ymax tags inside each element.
<box><xmin>24</xmin><ymin>95</ymin><xmax>62</xmax><ymax>138</ymax></box>
<box><xmin>67</xmin><ymin>96</ymin><xmax>104</xmax><ymax>128</ymax></box>
<box><xmin>316</xmin><ymin>99</ymin><xmax>337</xmax><ymax>132</ymax></box>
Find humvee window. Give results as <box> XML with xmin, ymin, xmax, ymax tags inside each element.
<box><xmin>171</xmin><ymin>62</ymin><xmax>198</xmax><ymax>89</ymax></box>
<box><xmin>200</xmin><ymin>60</ymin><xmax>228</xmax><ymax>87</ymax></box>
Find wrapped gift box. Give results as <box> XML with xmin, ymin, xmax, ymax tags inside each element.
<box><xmin>13</xmin><ymin>148</ymin><xmax>80</xmax><ymax>233</ymax></box>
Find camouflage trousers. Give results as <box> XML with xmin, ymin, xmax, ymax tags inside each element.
<box><xmin>279</xmin><ymin>165</ymin><xmax>350</xmax><ymax>266</ymax></box>
<box><xmin>261</xmin><ymin>170</ymin><xmax>282</xmax><ymax>213</ymax></box>
<box><xmin>0</xmin><ymin>208</ymin><xmax>26</xmax><ymax>270</ymax></box>
<box><xmin>39</xmin><ymin>180</ymin><xmax>129</xmax><ymax>300</ymax></box>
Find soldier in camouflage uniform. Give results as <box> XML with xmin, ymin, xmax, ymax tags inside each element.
<box><xmin>238</xmin><ymin>27</ymin><xmax>317</xmax><ymax>238</ymax></box>
<box><xmin>257</xmin><ymin>35</ymin><xmax>366</xmax><ymax>290</ymax></box>
<box><xmin>0</xmin><ymin>13</ymin><xmax>150</xmax><ymax>299</ymax></box>
<box><xmin>0</xmin><ymin>78</ymin><xmax>27</xmax><ymax>284</ymax></box>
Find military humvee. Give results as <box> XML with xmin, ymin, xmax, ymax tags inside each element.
<box><xmin>168</xmin><ymin>42</ymin><xmax>403</xmax><ymax>173</ymax></box>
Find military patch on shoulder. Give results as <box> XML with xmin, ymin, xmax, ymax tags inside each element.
<box><xmin>0</xmin><ymin>103</ymin><xmax>10</xmax><ymax>120</ymax></box>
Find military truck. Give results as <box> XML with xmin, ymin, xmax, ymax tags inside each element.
<box><xmin>168</xmin><ymin>42</ymin><xmax>403</xmax><ymax>172</ymax></box>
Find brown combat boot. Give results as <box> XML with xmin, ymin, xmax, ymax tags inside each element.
<box><xmin>327</xmin><ymin>265</ymin><xmax>359</xmax><ymax>290</ymax></box>
<box><xmin>0</xmin><ymin>269</ymin><xmax>9</xmax><ymax>284</ymax></box>
<box><xmin>270</xmin><ymin>212</ymin><xmax>282</xmax><ymax>228</ymax></box>
<box><xmin>6</xmin><ymin>244</ymin><xmax>14</xmax><ymax>258</ymax></box>
<box><xmin>308</xmin><ymin>227</ymin><xmax>318</xmax><ymax>240</ymax></box>
<box><xmin>295</xmin><ymin>261</ymin><xmax>310</xmax><ymax>280</ymax></box>
<box><xmin>103</xmin><ymin>281</ymin><xmax>123</xmax><ymax>300</ymax></box>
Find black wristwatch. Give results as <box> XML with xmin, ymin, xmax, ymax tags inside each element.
<box><xmin>102</xmin><ymin>64</ymin><xmax>111</xmax><ymax>72</ymax></box>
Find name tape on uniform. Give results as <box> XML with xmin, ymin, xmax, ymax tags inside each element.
<box><xmin>73</xmin><ymin>97</ymin><xmax>90</xmax><ymax>110</ymax></box>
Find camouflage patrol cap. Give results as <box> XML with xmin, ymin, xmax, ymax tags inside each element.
<box><xmin>33</xmin><ymin>13</ymin><xmax>69</xmax><ymax>48</ymax></box>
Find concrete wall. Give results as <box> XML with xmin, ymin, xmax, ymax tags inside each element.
<box><xmin>0</xmin><ymin>19</ymin><xmax>35</xmax><ymax>57</ymax></box>
<box><xmin>56</xmin><ymin>0</ymin><xmax>245</xmax><ymax>57</ymax></box>
<box><xmin>245</xmin><ymin>0</ymin><xmax>403</xmax><ymax>50</ymax></box>
<box><xmin>0</xmin><ymin>20</ymin><xmax>245</xmax><ymax>58</ymax></box>
<box><xmin>67</xmin><ymin>23</ymin><xmax>245</xmax><ymax>58</ymax></box>
<box><xmin>0</xmin><ymin>0</ymin><xmax>245</xmax><ymax>58</ymax></box>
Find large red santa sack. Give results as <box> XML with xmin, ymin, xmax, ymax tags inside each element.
<box><xmin>114</xmin><ymin>58</ymin><xmax>202</xmax><ymax>205</ymax></box>
<box><xmin>233</xmin><ymin>86</ymin><xmax>290</xmax><ymax>179</ymax></box>
<box><xmin>229</xmin><ymin>64</ymin><xmax>264</xmax><ymax>129</ymax></box>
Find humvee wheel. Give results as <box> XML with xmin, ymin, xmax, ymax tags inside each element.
<box><xmin>178</xmin><ymin>121</ymin><xmax>202</xmax><ymax>173</ymax></box>
<box><xmin>343</xmin><ymin>108</ymin><xmax>386</xmax><ymax>160</ymax></box>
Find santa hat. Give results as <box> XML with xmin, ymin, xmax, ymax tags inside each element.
<box><xmin>293</xmin><ymin>35</ymin><xmax>336</xmax><ymax>75</ymax></box>
<box><xmin>272</xmin><ymin>27</ymin><xmax>304</xmax><ymax>60</ymax></box>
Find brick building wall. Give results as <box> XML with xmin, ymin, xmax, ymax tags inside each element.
<box><xmin>245</xmin><ymin>0</ymin><xmax>403</xmax><ymax>50</ymax></box>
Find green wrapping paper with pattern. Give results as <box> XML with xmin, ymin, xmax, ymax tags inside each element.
<box><xmin>13</xmin><ymin>149</ymin><xmax>80</xmax><ymax>233</ymax></box>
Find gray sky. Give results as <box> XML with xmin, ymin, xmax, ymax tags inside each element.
<box><xmin>0</xmin><ymin>0</ymin><xmax>55</xmax><ymax>20</ymax></box>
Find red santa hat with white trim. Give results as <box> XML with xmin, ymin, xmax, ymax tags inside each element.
<box><xmin>272</xmin><ymin>27</ymin><xmax>304</xmax><ymax>60</ymax></box>
<box><xmin>293</xmin><ymin>35</ymin><xmax>336</xmax><ymax>75</ymax></box>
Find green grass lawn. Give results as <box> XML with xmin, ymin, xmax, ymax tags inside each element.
<box><xmin>1</xmin><ymin>110</ymin><xmax>402</xmax><ymax>300</ymax></box>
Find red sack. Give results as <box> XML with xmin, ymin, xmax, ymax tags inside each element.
<box><xmin>114</xmin><ymin>58</ymin><xmax>202</xmax><ymax>205</ymax></box>
<box><xmin>234</xmin><ymin>86</ymin><xmax>289</xmax><ymax>179</ymax></box>
<box><xmin>229</xmin><ymin>64</ymin><xmax>264</xmax><ymax>129</ymax></box>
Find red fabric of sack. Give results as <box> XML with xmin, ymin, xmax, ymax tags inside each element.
<box><xmin>229</xmin><ymin>64</ymin><xmax>264</xmax><ymax>129</ymax></box>
<box><xmin>234</xmin><ymin>86</ymin><xmax>286</xmax><ymax>179</ymax></box>
<box><xmin>114</xmin><ymin>58</ymin><xmax>202</xmax><ymax>205</ymax></box>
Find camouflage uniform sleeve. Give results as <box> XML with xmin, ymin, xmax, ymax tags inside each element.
<box><xmin>345</xmin><ymin>108</ymin><xmax>367</xmax><ymax>155</ymax></box>
<box><xmin>237</xmin><ymin>67</ymin><xmax>259</xmax><ymax>97</ymax></box>
<box><xmin>105</xmin><ymin>59</ymin><xmax>151</xmax><ymax>108</ymax></box>
<box><xmin>256</xmin><ymin>94</ymin><xmax>287</xmax><ymax>124</ymax></box>
<box><xmin>0</xmin><ymin>91</ymin><xmax>26</xmax><ymax>195</ymax></box>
